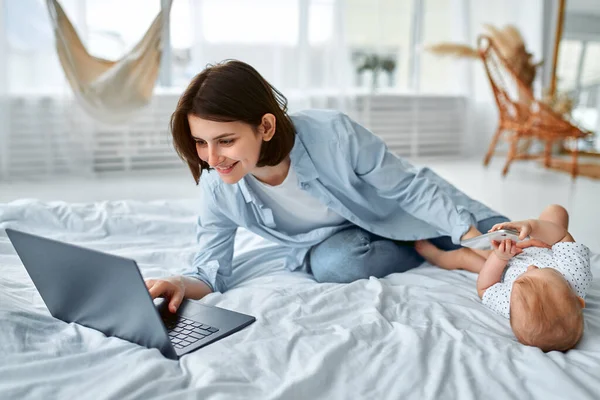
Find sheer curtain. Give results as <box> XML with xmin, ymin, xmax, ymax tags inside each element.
<box><xmin>4</xmin><ymin>0</ymin><xmax>96</xmax><ymax>179</ymax></box>
<box><xmin>173</xmin><ymin>0</ymin><xmax>416</xmax><ymax>111</ymax></box>
<box><xmin>0</xmin><ymin>0</ymin><xmax>7</xmax><ymax>180</ymax></box>
<box><xmin>0</xmin><ymin>0</ymin><xmax>546</xmax><ymax>180</ymax></box>
<box><xmin>3</xmin><ymin>0</ymin><xmax>168</xmax><ymax>179</ymax></box>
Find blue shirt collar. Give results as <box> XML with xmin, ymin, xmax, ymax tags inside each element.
<box><xmin>290</xmin><ymin>134</ymin><xmax>319</xmax><ymax>183</ymax></box>
<box><xmin>238</xmin><ymin>134</ymin><xmax>319</xmax><ymax>203</ymax></box>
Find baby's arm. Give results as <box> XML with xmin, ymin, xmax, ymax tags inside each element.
<box><xmin>527</xmin><ymin>219</ymin><xmax>574</xmax><ymax>244</ymax></box>
<box><xmin>477</xmin><ymin>253</ymin><xmax>509</xmax><ymax>298</ymax></box>
<box><xmin>476</xmin><ymin>239</ymin><xmax>514</xmax><ymax>298</ymax></box>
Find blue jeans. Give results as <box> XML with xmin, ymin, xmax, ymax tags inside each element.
<box><xmin>307</xmin><ymin>216</ymin><xmax>509</xmax><ymax>283</ymax></box>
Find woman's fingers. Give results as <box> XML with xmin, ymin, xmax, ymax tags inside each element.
<box><xmin>145</xmin><ymin>279</ymin><xmax>183</xmax><ymax>313</ymax></box>
<box><xmin>489</xmin><ymin>223</ymin><xmax>506</xmax><ymax>232</ymax></box>
<box><xmin>148</xmin><ymin>280</ymin><xmax>173</xmax><ymax>300</ymax></box>
<box><xmin>519</xmin><ymin>228</ymin><xmax>529</xmax><ymax>240</ymax></box>
<box><xmin>169</xmin><ymin>291</ymin><xmax>184</xmax><ymax>313</ymax></box>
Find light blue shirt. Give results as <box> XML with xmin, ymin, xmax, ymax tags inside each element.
<box><xmin>186</xmin><ymin>110</ymin><xmax>500</xmax><ymax>291</ymax></box>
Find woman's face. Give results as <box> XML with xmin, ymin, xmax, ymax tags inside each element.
<box><xmin>188</xmin><ymin>114</ymin><xmax>274</xmax><ymax>184</ymax></box>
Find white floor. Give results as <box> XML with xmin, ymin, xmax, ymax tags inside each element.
<box><xmin>1</xmin><ymin>156</ymin><xmax>599</xmax><ymax>252</ymax></box>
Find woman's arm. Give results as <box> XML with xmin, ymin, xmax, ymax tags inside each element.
<box><xmin>339</xmin><ymin>114</ymin><xmax>476</xmax><ymax>244</ymax></box>
<box><xmin>146</xmin><ymin>180</ymin><xmax>237</xmax><ymax>312</ymax></box>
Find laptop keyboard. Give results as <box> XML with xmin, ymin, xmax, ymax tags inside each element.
<box><xmin>163</xmin><ymin>316</ymin><xmax>219</xmax><ymax>349</ymax></box>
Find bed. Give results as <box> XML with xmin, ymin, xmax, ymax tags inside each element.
<box><xmin>1</xmin><ymin>199</ymin><xmax>600</xmax><ymax>399</ymax></box>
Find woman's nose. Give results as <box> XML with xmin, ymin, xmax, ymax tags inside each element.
<box><xmin>207</xmin><ymin>145</ymin><xmax>222</xmax><ymax>167</ymax></box>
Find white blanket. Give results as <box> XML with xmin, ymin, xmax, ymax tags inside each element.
<box><xmin>1</xmin><ymin>200</ymin><xmax>600</xmax><ymax>400</ymax></box>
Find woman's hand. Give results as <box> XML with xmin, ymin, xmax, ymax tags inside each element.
<box><xmin>491</xmin><ymin>239</ymin><xmax>519</xmax><ymax>261</ymax></box>
<box><xmin>489</xmin><ymin>220</ymin><xmax>533</xmax><ymax>240</ymax></box>
<box><xmin>145</xmin><ymin>276</ymin><xmax>186</xmax><ymax>313</ymax></box>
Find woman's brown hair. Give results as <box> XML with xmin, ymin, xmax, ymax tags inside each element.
<box><xmin>170</xmin><ymin>60</ymin><xmax>296</xmax><ymax>184</ymax></box>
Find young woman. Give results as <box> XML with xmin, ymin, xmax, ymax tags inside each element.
<box><xmin>145</xmin><ymin>60</ymin><xmax>508</xmax><ymax>313</ymax></box>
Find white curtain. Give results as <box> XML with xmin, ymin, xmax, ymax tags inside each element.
<box><xmin>3</xmin><ymin>0</ymin><xmax>96</xmax><ymax>180</ymax></box>
<box><xmin>0</xmin><ymin>0</ymin><xmax>546</xmax><ymax>181</ymax></box>
<box><xmin>0</xmin><ymin>0</ymin><xmax>8</xmax><ymax>181</ymax></box>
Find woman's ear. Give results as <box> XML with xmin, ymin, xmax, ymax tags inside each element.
<box><xmin>259</xmin><ymin>113</ymin><xmax>276</xmax><ymax>142</ymax></box>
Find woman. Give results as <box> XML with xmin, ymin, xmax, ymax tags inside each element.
<box><xmin>145</xmin><ymin>60</ymin><xmax>508</xmax><ymax>313</ymax></box>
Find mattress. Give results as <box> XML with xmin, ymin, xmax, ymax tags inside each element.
<box><xmin>1</xmin><ymin>199</ymin><xmax>599</xmax><ymax>400</ymax></box>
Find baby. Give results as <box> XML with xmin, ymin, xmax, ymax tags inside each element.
<box><xmin>415</xmin><ymin>204</ymin><xmax>592</xmax><ymax>352</ymax></box>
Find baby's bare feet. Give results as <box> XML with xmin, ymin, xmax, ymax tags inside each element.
<box><xmin>415</xmin><ymin>240</ymin><xmax>444</xmax><ymax>264</ymax></box>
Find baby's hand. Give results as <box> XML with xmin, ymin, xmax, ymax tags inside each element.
<box><xmin>489</xmin><ymin>220</ymin><xmax>532</xmax><ymax>240</ymax></box>
<box><xmin>491</xmin><ymin>239</ymin><xmax>519</xmax><ymax>261</ymax></box>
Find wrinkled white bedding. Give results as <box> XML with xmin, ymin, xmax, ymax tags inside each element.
<box><xmin>1</xmin><ymin>199</ymin><xmax>600</xmax><ymax>400</ymax></box>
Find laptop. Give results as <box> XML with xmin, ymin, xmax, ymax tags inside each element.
<box><xmin>5</xmin><ymin>228</ymin><xmax>256</xmax><ymax>360</ymax></box>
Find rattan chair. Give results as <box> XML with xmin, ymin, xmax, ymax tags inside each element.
<box><xmin>478</xmin><ymin>35</ymin><xmax>590</xmax><ymax>178</ymax></box>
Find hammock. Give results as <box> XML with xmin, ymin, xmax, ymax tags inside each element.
<box><xmin>46</xmin><ymin>0</ymin><xmax>172</xmax><ymax>124</ymax></box>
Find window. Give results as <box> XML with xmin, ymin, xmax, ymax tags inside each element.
<box><xmin>202</xmin><ymin>0</ymin><xmax>299</xmax><ymax>45</ymax></box>
<box><xmin>345</xmin><ymin>0</ymin><xmax>413</xmax><ymax>91</ymax></box>
<box><xmin>6</xmin><ymin>0</ymin><xmax>61</xmax><ymax>93</ymax></box>
<box><xmin>556</xmin><ymin>39</ymin><xmax>583</xmax><ymax>92</ymax></box>
<box><xmin>5</xmin><ymin>0</ymin><xmax>497</xmax><ymax>95</ymax></box>
<box><xmin>84</xmin><ymin>0</ymin><xmax>161</xmax><ymax>60</ymax></box>
<box><xmin>420</xmin><ymin>0</ymin><xmax>455</xmax><ymax>93</ymax></box>
<box><xmin>580</xmin><ymin>42</ymin><xmax>600</xmax><ymax>88</ymax></box>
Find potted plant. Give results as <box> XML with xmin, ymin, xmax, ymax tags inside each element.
<box><xmin>380</xmin><ymin>56</ymin><xmax>397</xmax><ymax>87</ymax></box>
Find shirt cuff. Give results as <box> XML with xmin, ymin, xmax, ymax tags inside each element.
<box><xmin>182</xmin><ymin>263</ymin><xmax>226</xmax><ymax>293</ymax></box>
<box><xmin>451</xmin><ymin>207</ymin><xmax>476</xmax><ymax>244</ymax></box>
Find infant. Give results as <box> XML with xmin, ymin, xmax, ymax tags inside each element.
<box><xmin>416</xmin><ymin>205</ymin><xmax>592</xmax><ymax>352</ymax></box>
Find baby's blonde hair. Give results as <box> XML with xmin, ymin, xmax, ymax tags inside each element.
<box><xmin>510</xmin><ymin>274</ymin><xmax>584</xmax><ymax>352</ymax></box>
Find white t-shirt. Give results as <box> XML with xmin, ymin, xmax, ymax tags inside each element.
<box><xmin>481</xmin><ymin>242</ymin><xmax>592</xmax><ymax>318</ymax></box>
<box><xmin>247</xmin><ymin>165</ymin><xmax>347</xmax><ymax>235</ymax></box>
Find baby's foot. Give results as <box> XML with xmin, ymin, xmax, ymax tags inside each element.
<box><xmin>415</xmin><ymin>240</ymin><xmax>444</xmax><ymax>265</ymax></box>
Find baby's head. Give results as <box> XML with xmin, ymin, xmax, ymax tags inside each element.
<box><xmin>510</xmin><ymin>266</ymin><xmax>585</xmax><ymax>352</ymax></box>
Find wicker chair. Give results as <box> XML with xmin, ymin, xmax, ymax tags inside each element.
<box><xmin>478</xmin><ymin>35</ymin><xmax>590</xmax><ymax>178</ymax></box>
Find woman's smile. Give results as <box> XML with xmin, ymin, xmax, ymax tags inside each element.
<box><xmin>215</xmin><ymin>161</ymin><xmax>239</xmax><ymax>175</ymax></box>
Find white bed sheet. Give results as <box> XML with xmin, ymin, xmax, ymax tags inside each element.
<box><xmin>1</xmin><ymin>199</ymin><xmax>600</xmax><ymax>400</ymax></box>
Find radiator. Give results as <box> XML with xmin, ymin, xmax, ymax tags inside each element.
<box><xmin>2</xmin><ymin>92</ymin><xmax>465</xmax><ymax>179</ymax></box>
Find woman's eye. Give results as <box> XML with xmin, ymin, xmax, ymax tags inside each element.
<box><xmin>195</xmin><ymin>140</ymin><xmax>207</xmax><ymax>146</ymax></box>
<box><xmin>220</xmin><ymin>139</ymin><xmax>235</xmax><ymax>145</ymax></box>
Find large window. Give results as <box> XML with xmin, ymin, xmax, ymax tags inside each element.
<box><xmin>556</xmin><ymin>39</ymin><xmax>584</xmax><ymax>92</ymax></box>
<box><xmin>5</xmin><ymin>0</ymin><xmax>515</xmax><ymax>96</ymax></box>
<box><xmin>84</xmin><ymin>0</ymin><xmax>161</xmax><ymax>60</ymax></box>
<box><xmin>345</xmin><ymin>0</ymin><xmax>413</xmax><ymax>91</ymax></box>
<box><xmin>580</xmin><ymin>42</ymin><xmax>600</xmax><ymax>88</ymax></box>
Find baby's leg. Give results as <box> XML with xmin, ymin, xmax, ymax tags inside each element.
<box><xmin>415</xmin><ymin>240</ymin><xmax>487</xmax><ymax>273</ymax></box>
<box><xmin>538</xmin><ymin>204</ymin><xmax>569</xmax><ymax>229</ymax></box>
